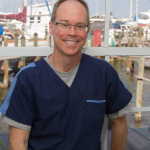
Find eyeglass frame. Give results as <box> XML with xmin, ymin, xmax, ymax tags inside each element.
<box><xmin>52</xmin><ymin>21</ymin><xmax>90</xmax><ymax>33</ymax></box>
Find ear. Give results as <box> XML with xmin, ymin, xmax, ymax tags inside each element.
<box><xmin>86</xmin><ymin>26</ymin><xmax>90</xmax><ymax>38</ymax></box>
<box><xmin>49</xmin><ymin>21</ymin><xmax>53</xmax><ymax>35</ymax></box>
<box><xmin>87</xmin><ymin>26</ymin><xmax>90</xmax><ymax>35</ymax></box>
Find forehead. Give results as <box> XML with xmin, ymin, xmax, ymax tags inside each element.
<box><xmin>55</xmin><ymin>1</ymin><xmax>88</xmax><ymax>24</ymax></box>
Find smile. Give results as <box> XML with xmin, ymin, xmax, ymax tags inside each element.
<box><xmin>64</xmin><ymin>41</ymin><xmax>77</xmax><ymax>44</ymax></box>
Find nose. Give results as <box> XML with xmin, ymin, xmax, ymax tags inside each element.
<box><xmin>68</xmin><ymin>25</ymin><xmax>77</xmax><ymax>36</ymax></box>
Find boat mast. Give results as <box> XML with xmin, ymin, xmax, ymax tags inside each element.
<box><xmin>130</xmin><ymin>0</ymin><xmax>132</xmax><ymax>20</ymax></box>
<box><xmin>22</xmin><ymin>0</ymin><xmax>24</xmax><ymax>8</ymax></box>
<box><xmin>136</xmin><ymin>0</ymin><xmax>138</xmax><ymax>23</ymax></box>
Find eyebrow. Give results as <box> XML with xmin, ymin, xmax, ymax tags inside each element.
<box><xmin>59</xmin><ymin>20</ymin><xmax>87</xmax><ymax>24</ymax></box>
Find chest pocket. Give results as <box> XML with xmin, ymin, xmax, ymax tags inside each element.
<box><xmin>86</xmin><ymin>97</ymin><xmax>106</xmax><ymax>134</ymax></box>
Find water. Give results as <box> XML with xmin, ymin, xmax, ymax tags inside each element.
<box><xmin>0</xmin><ymin>58</ymin><xmax>150</xmax><ymax>133</ymax></box>
<box><xmin>109</xmin><ymin>58</ymin><xmax>150</xmax><ymax>128</ymax></box>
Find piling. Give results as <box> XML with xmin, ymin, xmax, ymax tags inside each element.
<box><xmin>0</xmin><ymin>60</ymin><xmax>9</xmax><ymax>88</ymax></box>
<box><xmin>126</xmin><ymin>37</ymin><xmax>131</xmax><ymax>74</ymax></box>
<box><xmin>22</xmin><ymin>26</ymin><xmax>24</xmax><ymax>36</ymax></box>
<box><xmin>118</xmin><ymin>32</ymin><xmax>121</xmax><ymax>47</ymax></box>
<box><xmin>132</xmin><ymin>37</ymin><xmax>136</xmax><ymax>47</ymax></box>
<box><xmin>34</xmin><ymin>32</ymin><xmax>38</xmax><ymax>47</ymax></box>
<box><xmin>21</xmin><ymin>57</ymin><xmax>26</xmax><ymax>67</ymax></box>
<box><xmin>21</xmin><ymin>35</ymin><xmax>25</xmax><ymax>47</ymax></box>
<box><xmin>91</xmin><ymin>35</ymin><xmax>94</xmax><ymax>47</ymax></box>
<box><xmin>49</xmin><ymin>35</ymin><xmax>51</xmax><ymax>47</ymax></box>
<box><xmin>103</xmin><ymin>30</ymin><xmax>105</xmax><ymax>42</ymax></box>
<box><xmin>126</xmin><ymin>56</ymin><xmax>131</xmax><ymax>74</ymax></box>
<box><xmin>45</xmin><ymin>26</ymin><xmax>48</xmax><ymax>40</ymax></box>
<box><xmin>128</xmin><ymin>37</ymin><xmax>131</xmax><ymax>47</ymax></box>
<box><xmin>34</xmin><ymin>33</ymin><xmax>41</xmax><ymax>61</ymax></box>
<box><xmin>14</xmin><ymin>33</ymin><xmax>18</xmax><ymax>47</ymax></box>
<box><xmin>135</xmin><ymin>56</ymin><xmax>145</xmax><ymax>122</ymax></box>
<box><xmin>146</xmin><ymin>30</ymin><xmax>148</xmax><ymax>42</ymax></box>
<box><xmin>14</xmin><ymin>27</ymin><xmax>16</xmax><ymax>35</ymax></box>
<box><xmin>3</xmin><ymin>60</ymin><xmax>9</xmax><ymax>88</ymax></box>
<box><xmin>21</xmin><ymin>35</ymin><xmax>26</xmax><ymax>67</ymax></box>
<box><xmin>4</xmin><ymin>34</ymin><xmax>8</xmax><ymax>47</ymax></box>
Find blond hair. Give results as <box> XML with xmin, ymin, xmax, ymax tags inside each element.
<box><xmin>51</xmin><ymin>0</ymin><xmax>90</xmax><ymax>25</ymax></box>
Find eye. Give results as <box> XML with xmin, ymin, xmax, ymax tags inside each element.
<box><xmin>77</xmin><ymin>25</ymin><xmax>85</xmax><ymax>30</ymax></box>
<box><xmin>60</xmin><ymin>23</ymin><xmax>69</xmax><ymax>28</ymax></box>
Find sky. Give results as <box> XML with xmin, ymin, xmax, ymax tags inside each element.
<box><xmin>0</xmin><ymin>0</ymin><xmax>150</xmax><ymax>18</ymax></box>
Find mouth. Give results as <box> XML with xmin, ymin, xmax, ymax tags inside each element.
<box><xmin>63</xmin><ymin>40</ymin><xmax>78</xmax><ymax>44</ymax></box>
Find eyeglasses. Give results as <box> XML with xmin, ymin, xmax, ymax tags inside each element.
<box><xmin>52</xmin><ymin>21</ymin><xmax>89</xmax><ymax>33</ymax></box>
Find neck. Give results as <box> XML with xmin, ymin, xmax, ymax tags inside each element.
<box><xmin>49</xmin><ymin>51</ymin><xmax>82</xmax><ymax>72</ymax></box>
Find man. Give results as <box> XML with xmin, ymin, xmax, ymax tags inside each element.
<box><xmin>0</xmin><ymin>0</ymin><xmax>132</xmax><ymax>149</ymax></box>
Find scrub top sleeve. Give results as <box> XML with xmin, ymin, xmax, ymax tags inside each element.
<box><xmin>0</xmin><ymin>71</ymin><xmax>35</xmax><ymax>127</ymax></box>
<box><xmin>105</xmin><ymin>65</ymin><xmax>132</xmax><ymax>115</ymax></box>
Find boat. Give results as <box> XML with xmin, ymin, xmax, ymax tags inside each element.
<box><xmin>0</xmin><ymin>0</ymin><xmax>52</xmax><ymax>40</ymax></box>
<box><xmin>90</xmin><ymin>14</ymin><xmax>115</xmax><ymax>35</ymax></box>
<box><xmin>137</xmin><ymin>10</ymin><xmax>150</xmax><ymax>26</ymax></box>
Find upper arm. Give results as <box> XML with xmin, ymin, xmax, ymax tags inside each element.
<box><xmin>9</xmin><ymin>125</ymin><xmax>30</xmax><ymax>150</ymax></box>
<box><xmin>109</xmin><ymin>115</ymin><xmax>127</xmax><ymax>128</ymax></box>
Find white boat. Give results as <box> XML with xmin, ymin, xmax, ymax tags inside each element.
<box><xmin>0</xmin><ymin>0</ymin><xmax>52</xmax><ymax>40</ymax></box>
<box><xmin>138</xmin><ymin>10</ymin><xmax>150</xmax><ymax>25</ymax></box>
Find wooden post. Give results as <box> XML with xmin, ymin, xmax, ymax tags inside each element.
<box><xmin>14</xmin><ymin>27</ymin><xmax>16</xmax><ymax>35</ymax></box>
<box><xmin>21</xmin><ymin>35</ymin><xmax>26</xmax><ymax>67</ymax></box>
<box><xmin>22</xmin><ymin>26</ymin><xmax>24</xmax><ymax>36</ymax></box>
<box><xmin>21</xmin><ymin>35</ymin><xmax>25</xmax><ymax>47</ymax></box>
<box><xmin>49</xmin><ymin>35</ymin><xmax>51</xmax><ymax>47</ymax></box>
<box><xmin>0</xmin><ymin>60</ymin><xmax>9</xmax><ymax>88</ymax></box>
<box><xmin>4</xmin><ymin>34</ymin><xmax>8</xmax><ymax>47</ymax></box>
<box><xmin>3</xmin><ymin>60</ymin><xmax>9</xmax><ymax>88</ymax></box>
<box><xmin>126</xmin><ymin>37</ymin><xmax>131</xmax><ymax>74</ymax></box>
<box><xmin>21</xmin><ymin>57</ymin><xmax>26</xmax><ymax>67</ymax></box>
<box><xmin>140</xmin><ymin>27</ymin><xmax>142</xmax><ymax>38</ymax></box>
<box><xmin>34</xmin><ymin>33</ymin><xmax>41</xmax><ymax>62</ymax></box>
<box><xmin>91</xmin><ymin>35</ymin><xmax>94</xmax><ymax>47</ymax></box>
<box><xmin>118</xmin><ymin>32</ymin><xmax>121</xmax><ymax>47</ymax></box>
<box><xmin>132</xmin><ymin>37</ymin><xmax>136</xmax><ymax>47</ymax></box>
<box><xmin>135</xmin><ymin>56</ymin><xmax>145</xmax><ymax>122</ymax></box>
<box><xmin>126</xmin><ymin>56</ymin><xmax>131</xmax><ymax>74</ymax></box>
<box><xmin>146</xmin><ymin>30</ymin><xmax>148</xmax><ymax>42</ymax></box>
<box><xmin>45</xmin><ymin>26</ymin><xmax>48</xmax><ymax>40</ymax></box>
<box><xmin>14</xmin><ymin>33</ymin><xmax>18</xmax><ymax>47</ymax></box>
<box><xmin>103</xmin><ymin>30</ymin><xmax>105</xmax><ymax>42</ymax></box>
<box><xmin>34</xmin><ymin>32</ymin><xmax>38</xmax><ymax>47</ymax></box>
<box><xmin>128</xmin><ymin>37</ymin><xmax>131</xmax><ymax>47</ymax></box>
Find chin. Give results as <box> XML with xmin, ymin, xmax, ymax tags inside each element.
<box><xmin>62</xmin><ymin>48</ymin><xmax>81</xmax><ymax>56</ymax></box>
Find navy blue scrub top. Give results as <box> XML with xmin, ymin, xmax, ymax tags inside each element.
<box><xmin>0</xmin><ymin>54</ymin><xmax>132</xmax><ymax>150</ymax></box>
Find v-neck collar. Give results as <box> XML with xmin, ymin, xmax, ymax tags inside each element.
<box><xmin>38</xmin><ymin>54</ymin><xmax>93</xmax><ymax>100</ymax></box>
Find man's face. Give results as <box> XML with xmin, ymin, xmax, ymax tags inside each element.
<box><xmin>49</xmin><ymin>1</ymin><xmax>89</xmax><ymax>57</ymax></box>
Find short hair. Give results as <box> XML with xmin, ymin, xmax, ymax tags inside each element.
<box><xmin>51</xmin><ymin>0</ymin><xmax>90</xmax><ymax>25</ymax></box>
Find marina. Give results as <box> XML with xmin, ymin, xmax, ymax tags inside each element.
<box><xmin>0</xmin><ymin>0</ymin><xmax>150</xmax><ymax>149</ymax></box>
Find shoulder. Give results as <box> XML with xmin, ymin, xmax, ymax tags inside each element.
<box><xmin>15</xmin><ymin>58</ymin><xmax>45</xmax><ymax>83</ymax></box>
<box><xmin>84</xmin><ymin>54</ymin><xmax>116</xmax><ymax>73</ymax></box>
